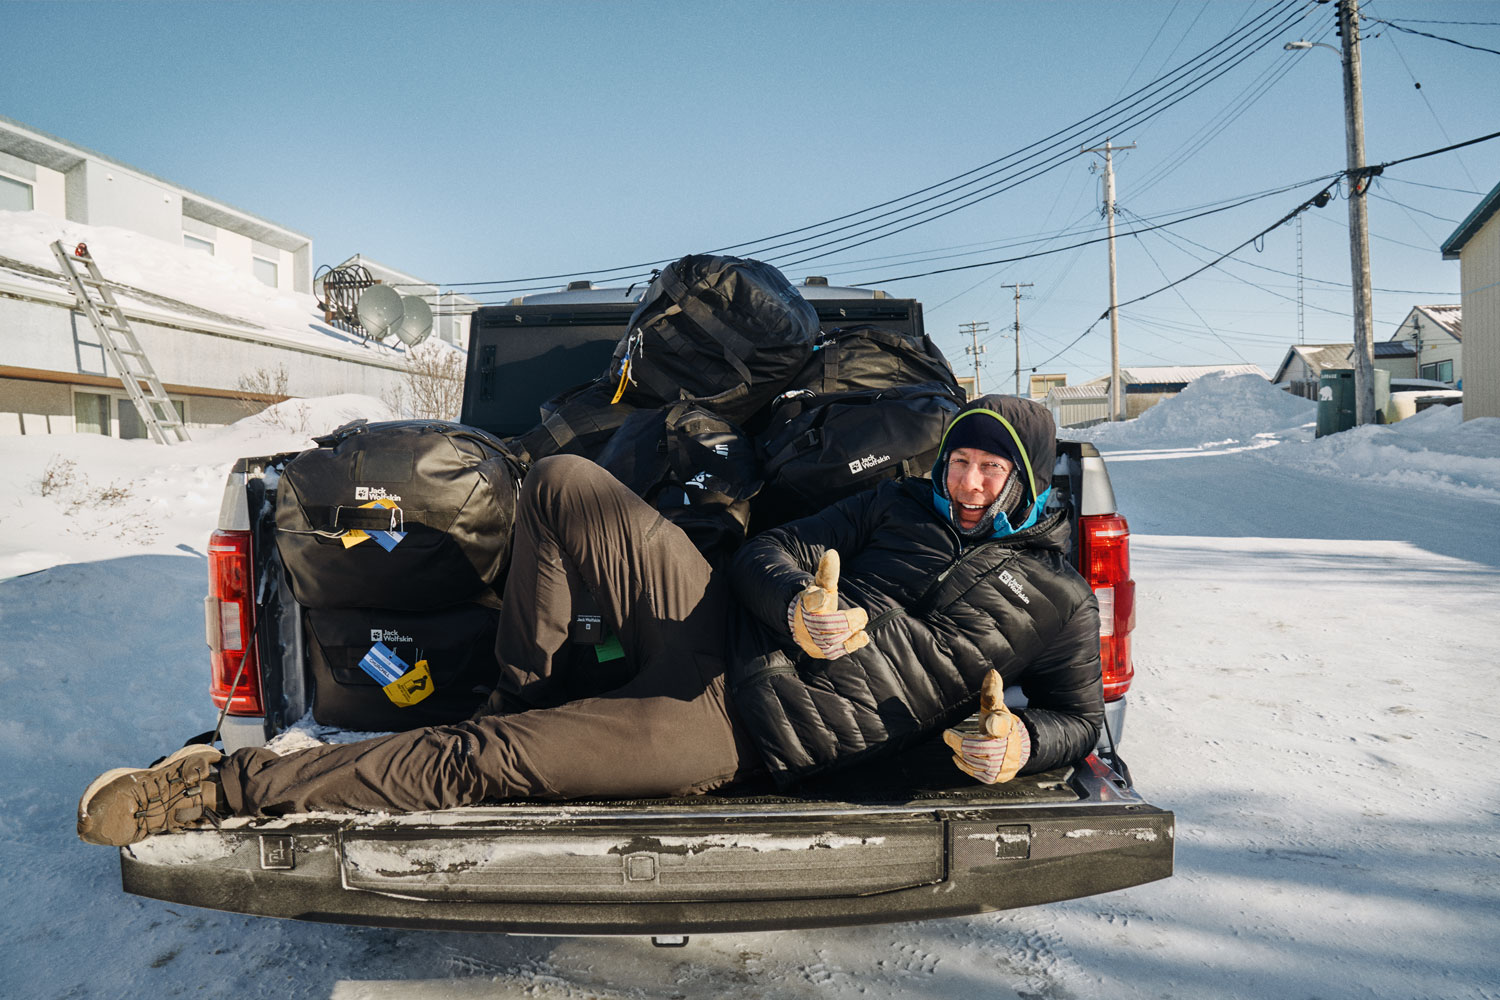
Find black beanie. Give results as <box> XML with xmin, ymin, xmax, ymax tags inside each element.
<box><xmin>941</xmin><ymin>412</ymin><xmax>1022</xmax><ymax>468</ymax></box>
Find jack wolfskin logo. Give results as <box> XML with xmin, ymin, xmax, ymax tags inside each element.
<box><xmin>847</xmin><ymin>453</ymin><xmax>892</xmax><ymax>475</ymax></box>
<box><xmin>999</xmin><ymin>570</ymin><xmax>1031</xmax><ymax>605</ymax></box>
<box><xmin>355</xmin><ymin>486</ymin><xmax>402</xmax><ymax>502</ymax></box>
<box><xmin>370</xmin><ymin>628</ymin><xmax>414</xmax><ymax>644</ymax></box>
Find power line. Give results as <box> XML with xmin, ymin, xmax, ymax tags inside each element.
<box><xmin>392</xmin><ymin>1</ymin><xmax>1314</xmax><ymax>292</ymax></box>
<box><xmin>768</xmin><ymin>2</ymin><xmax>1314</xmax><ymax>270</ymax></box>
<box><xmin>1365</xmin><ymin>17</ymin><xmax>1500</xmax><ymax>56</ymax></box>
<box><xmin>1118</xmin><ymin>205</ymin><xmax>1453</xmax><ymax>295</ymax></box>
<box><xmin>852</xmin><ymin>176</ymin><xmax>1333</xmax><ymax>285</ymax></box>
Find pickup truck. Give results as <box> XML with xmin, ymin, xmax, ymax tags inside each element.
<box><xmin>122</xmin><ymin>279</ymin><xmax>1172</xmax><ymax>937</ymax></box>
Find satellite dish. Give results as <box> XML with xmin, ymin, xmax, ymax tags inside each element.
<box><xmin>396</xmin><ymin>294</ymin><xmax>433</xmax><ymax>346</ymax></box>
<box><xmin>356</xmin><ymin>284</ymin><xmax>404</xmax><ymax>341</ymax></box>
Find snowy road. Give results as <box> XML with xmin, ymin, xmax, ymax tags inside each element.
<box><xmin>2</xmin><ymin>380</ymin><xmax>1498</xmax><ymax>998</ymax></box>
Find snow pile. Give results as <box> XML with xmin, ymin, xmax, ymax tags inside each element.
<box><xmin>1073</xmin><ymin>372</ymin><xmax>1500</xmax><ymax>503</ymax></box>
<box><xmin>1280</xmin><ymin>402</ymin><xmax>1500</xmax><ymax>503</ymax></box>
<box><xmin>1074</xmin><ymin>373</ymin><xmax>1315</xmax><ymax>449</ymax></box>
<box><xmin>0</xmin><ymin>395</ymin><xmax>395</xmax><ymax>582</ymax></box>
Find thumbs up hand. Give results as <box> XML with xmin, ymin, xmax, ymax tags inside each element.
<box><xmin>788</xmin><ymin>550</ymin><xmax>870</xmax><ymax>659</ymax></box>
<box><xmin>943</xmin><ymin>670</ymin><xmax>1032</xmax><ymax>784</ymax></box>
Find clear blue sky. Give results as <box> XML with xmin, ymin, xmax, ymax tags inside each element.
<box><xmin>4</xmin><ymin>0</ymin><xmax>1499</xmax><ymax>385</ymax></box>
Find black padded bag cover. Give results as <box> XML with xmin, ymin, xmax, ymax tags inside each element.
<box><xmin>508</xmin><ymin>377</ymin><xmax>636</xmax><ymax>464</ymax></box>
<box><xmin>275</xmin><ymin>420</ymin><xmax>524</xmax><ymax>610</ymax></box>
<box><xmin>755</xmin><ymin>382</ymin><xmax>964</xmax><ymax>526</ymax></box>
<box><xmin>786</xmin><ymin>324</ymin><xmax>962</xmax><ymax>396</ymax></box>
<box><xmin>596</xmin><ymin>402</ymin><xmax>763</xmax><ymax>566</ymax></box>
<box><xmin>607</xmin><ymin>255</ymin><xmax>819</xmax><ymax>424</ymax></box>
<box><xmin>305</xmin><ymin>604</ymin><xmax>498</xmax><ymax>731</ymax></box>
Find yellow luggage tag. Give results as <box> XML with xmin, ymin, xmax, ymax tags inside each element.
<box><xmin>358</xmin><ymin>641</ymin><xmax>435</xmax><ymax>707</ymax></box>
<box><xmin>341</xmin><ymin>499</ymin><xmax>406</xmax><ymax>550</ymax></box>
<box><xmin>383</xmin><ymin>659</ymin><xmax>434</xmax><ymax>707</ymax></box>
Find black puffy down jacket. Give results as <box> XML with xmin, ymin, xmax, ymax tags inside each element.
<box><xmin>727</xmin><ymin>395</ymin><xmax>1104</xmax><ymax>785</ymax></box>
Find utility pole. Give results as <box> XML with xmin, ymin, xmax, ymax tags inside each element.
<box><xmin>1296</xmin><ymin>214</ymin><xmax>1305</xmax><ymax>346</ymax></box>
<box><xmin>960</xmin><ymin>320</ymin><xmax>988</xmax><ymax>397</ymax></box>
<box><xmin>1339</xmin><ymin>0</ymin><xmax>1377</xmax><ymax>426</ymax></box>
<box><xmin>1001</xmin><ymin>282</ymin><xmax>1033</xmax><ymax>396</ymax></box>
<box><xmin>1083</xmin><ymin>140</ymin><xmax>1135</xmax><ymax>421</ymax></box>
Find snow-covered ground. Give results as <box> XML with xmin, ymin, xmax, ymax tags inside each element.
<box><xmin>1</xmin><ymin>376</ymin><xmax>1498</xmax><ymax>999</ymax></box>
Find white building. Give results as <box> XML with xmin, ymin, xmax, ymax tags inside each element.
<box><xmin>1442</xmin><ymin>179</ymin><xmax>1500</xmax><ymax>420</ymax></box>
<box><xmin>1</xmin><ymin>114</ymin><xmax>312</xmax><ymax>294</ymax></box>
<box><xmin>1387</xmin><ymin>304</ymin><xmax>1462</xmax><ymax>385</ymax></box>
<box><xmin>0</xmin><ymin>115</ymin><xmax>459</xmax><ymax>439</ymax></box>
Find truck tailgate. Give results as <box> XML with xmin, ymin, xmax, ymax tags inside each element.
<box><xmin>120</xmin><ymin>751</ymin><xmax>1172</xmax><ymax>935</ymax></box>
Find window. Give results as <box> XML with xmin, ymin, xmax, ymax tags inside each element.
<box><xmin>117</xmin><ymin>397</ymin><xmax>186</xmax><ymax>440</ymax></box>
<box><xmin>73</xmin><ymin>392</ymin><xmax>111</xmax><ymax>436</ymax></box>
<box><xmin>1420</xmin><ymin>360</ymin><xmax>1454</xmax><ymax>384</ymax></box>
<box><xmin>0</xmin><ymin>173</ymin><xmax>33</xmax><ymax>212</ymax></box>
<box><xmin>253</xmin><ymin>256</ymin><xmax>278</xmax><ymax>288</ymax></box>
<box><xmin>183</xmin><ymin>233</ymin><xmax>215</xmax><ymax>256</ymax></box>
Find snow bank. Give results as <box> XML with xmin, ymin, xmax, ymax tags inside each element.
<box><xmin>1073</xmin><ymin>373</ymin><xmax>1315</xmax><ymax>449</ymax></box>
<box><xmin>1074</xmin><ymin>372</ymin><xmax>1500</xmax><ymax>502</ymax></box>
<box><xmin>0</xmin><ymin>394</ymin><xmax>395</xmax><ymax>582</ymax></box>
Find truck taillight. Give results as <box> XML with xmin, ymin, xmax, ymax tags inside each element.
<box><xmin>206</xmin><ymin>529</ymin><xmax>264</xmax><ymax>716</ymax></box>
<box><xmin>1079</xmin><ymin>513</ymin><xmax>1136</xmax><ymax>702</ymax></box>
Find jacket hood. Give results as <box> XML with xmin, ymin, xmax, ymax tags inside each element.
<box><xmin>931</xmin><ymin>394</ymin><xmax>1058</xmax><ymax>536</ymax></box>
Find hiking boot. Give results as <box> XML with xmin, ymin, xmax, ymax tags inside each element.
<box><xmin>77</xmin><ymin>745</ymin><xmax>224</xmax><ymax>846</ymax></box>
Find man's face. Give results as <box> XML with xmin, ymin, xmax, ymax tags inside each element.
<box><xmin>945</xmin><ymin>446</ymin><xmax>1017</xmax><ymax>531</ymax></box>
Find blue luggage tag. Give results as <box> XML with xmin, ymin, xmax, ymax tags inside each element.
<box><xmin>358</xmin><ymin>641</ymin><xmax>436</xmax><ymax>706</ymax></box>
<box><xmin>359</xmin><ymin>641</ymin><xmax>409</xmax><ymax>686</ymax></box>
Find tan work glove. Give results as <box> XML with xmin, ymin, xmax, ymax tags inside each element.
<box><xmin>788</xmin><ymin>550</ymin><xmax>870</xmax><ymax>659</ymax></box>
<box><xmin>943</xmin><ymin>669</ymin><xmax>1031</xmax><ymax>784</ymax></box>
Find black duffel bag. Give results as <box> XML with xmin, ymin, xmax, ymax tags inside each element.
<box><xmin>595</xmin><ymin>402</ymin><xmax>763</xmax><ymax>566</ymax></box>
<box><xmin>606</xmin><ymin>255</ymin><xmax>819</xmax><ymax>425</ymax></box>
<box><xmin>305</xmin><ymin>604</ymin><xmax>498</xmax><ymax>731</ymax></box>
<box><xmin>507</xmin><ymin>377</ymin><xmax>637</xmax><ymax>465</ymax></box>
<box><xmin>275</xmin><ymin>420</ymin><xmax>525</xmax><ymax>610</ymax></box>
<box><xmin>755</xmin><ymin>382</ymin><xmax>964</xmax><ymax>527</ymax></box>
<box><xmin>787</xmin><ymin>324</ymin><xmax>962</xmax><ymax>396</ymax></box>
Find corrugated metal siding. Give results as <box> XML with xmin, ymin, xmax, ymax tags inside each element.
<box><xmin>1461</xmin><ymin>212</ymin><xmax>1500</xmax><ymax>419</ymax></box>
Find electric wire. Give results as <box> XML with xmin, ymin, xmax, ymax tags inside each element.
<box><xmin>1127</xmin><ymin>225</ymin><xmax>1252</xmax><ymax>362</ymax></box>
<box><xmin>390</xmin><ymin>1</ymin><xmax>1314</xmax><ymax>293</ymax></box>
<box><xmin>1118</xmin><ymin>205</ymin><xmax>1454</xmax><ymax>295</ymax></box>
<box><xmin>1365</xmin><ymin>17</ymin><xmax>1500</xmax><ymax>56</ymax></box>
<box><xmin>766</xmin><ymin>2</ymin><xmax>1315</xmax><ymax>270</ymax></box>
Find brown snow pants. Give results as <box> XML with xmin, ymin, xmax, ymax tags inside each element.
<box><xmin>218</xmin><ymin>455</ymin><xmax>760</xmax><ymax>816</ymax></box>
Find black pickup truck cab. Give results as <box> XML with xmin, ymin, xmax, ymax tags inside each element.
<box><xmin>128</xmin><ymin>279</ymin><xmax>1172</xmax><ymax>936</ymax></box>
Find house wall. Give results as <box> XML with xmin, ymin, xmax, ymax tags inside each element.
<box><xmin>1462</xmin><ymin>212</ymin><xmax>1500</xmax><ymax>419</ymax></box>
<box><xmin>1047</xmin><ymin>395</ymin><xmax>1108</xmax><ymax>427</ymax></box>
<box><xmin>71</xmin><ymin>160</ymin><xmax>183</xmax><ymax>244</ymax></box>
<box><xmin>1403</xmin><ymin>314</ymin><xmax>1462</xmax><ymax>384</ymax></box>
<box><xmin>1374</xmin><ymin>355</ymin><xmax>1417</xmax><ymax>379</ymax></box>
<box><xmin>0</xmin><ymin>152</ymin><xmax>66</xmax><ymax>216</ymax></box>
<box><xmin>0</xmin><ymin>295</ymin><xmax>410</xmax><ymax>436</ymax></box>
<box><xmin>1281</xmin><ymin>356</ymin><xmax>1314</xmax><ymax>383</ymax></box>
